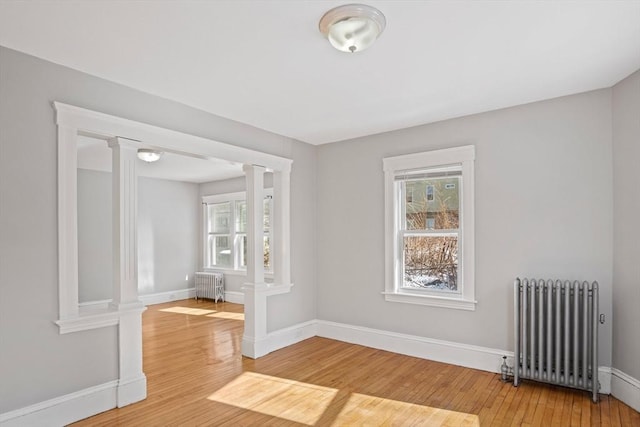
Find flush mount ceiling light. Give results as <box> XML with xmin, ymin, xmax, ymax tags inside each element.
<box><xmin>319</xmin><ymin>3</ymin><xmax>386</xmax><ymax>53</ymax></box>
<box><xmin>137</xmin><ymin>148</ymin><xmax>163</xmax><ymax>163</ymax></box>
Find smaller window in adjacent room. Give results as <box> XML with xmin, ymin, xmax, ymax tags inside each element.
<box><xmin>383</xmin><ymin>145</ymin><xmax>476</xmax><ymax>310</ymax></box>
<box><xmin>203</xmin><ymin>191</ymin><xmax>273</xmax><ymax>273</ymax></box>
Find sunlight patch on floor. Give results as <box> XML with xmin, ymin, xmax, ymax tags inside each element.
<box><xmin>332</xmin><ymin>393</ymin><xmax>480</xmax><ymax>426</ymax></box>
<box><xmin>206</xmin><ymin>311</ymin><xmax>244</xmax><ymax>320</ymax></box>
<box><xmin>159</xmin><ymin>306</ymin><xmax>216</xmax><ymax>315</ymax></box>
<box><xmin>207</xmin><ymin>372</ymin><xmax>337</xmax><ymax>425</ymax></box>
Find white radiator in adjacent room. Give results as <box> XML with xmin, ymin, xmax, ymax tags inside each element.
<box><xmin>195</xmin><ymin>272</ymin><xmax>224</xmax><ymax>303</ymax></box>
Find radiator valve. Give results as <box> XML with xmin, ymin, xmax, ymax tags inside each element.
<box><xmin>500</xmin><ymin>356</ymin><xmax>514</xmax><ymax>382</ymax></box>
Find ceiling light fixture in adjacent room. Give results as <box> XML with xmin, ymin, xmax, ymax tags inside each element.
<box><xmin>137</xmin><ymin>148</ymin><xmax>163</xmax><ymax>163</ymax></box>
<box><xmin>319</xmin><ymin>3</ymin><xmax>386</xmax><ymax>53</ymax></box>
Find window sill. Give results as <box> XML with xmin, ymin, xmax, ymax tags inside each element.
<box><xmin>202</xmin><ymin>267</ymin><xmax>274</xmax><ymax>279</ymax></box>
<box><xmin>55</xmin><ymin>303</ymin><xmax>146</xmax><ymax>334</ymax></box>
<box><xmin>382</xmin><ymin>291</ymin><xmax>477</xmax><ymax>311</ymax></box>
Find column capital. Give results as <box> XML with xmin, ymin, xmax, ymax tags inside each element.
<box><xmin>243</xmin><ymin>163</ymin><xmax>266</xmax><ymax>174</ymax></box>
<box><xmin>107</xmin><ymin>136</ymin><xmax>139</xmax><ymax>149</ymax></box>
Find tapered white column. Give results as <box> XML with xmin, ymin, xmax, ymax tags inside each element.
<box><xmin>108</xmin><ymin>137</ymin><xmax>146</xmax><ymax>407</ymax></box>
<box><xmin>273</xmin><ymin>168</ymin><xmax>291</xmax><ymax>287</ymax></box>
<box><xmin>108</xmin><ymin>138</ymin><xmax>140</xmax><ymax>307</ymax></box>
<box><xmin>242</xmin><ymin>164</ymin><xmax>268</xmax><ymax>358</ymax></box>
<box><xmin>244</xmin><ymin>164</ymin><xmax>266</xmax><ymax>284</ymax></box>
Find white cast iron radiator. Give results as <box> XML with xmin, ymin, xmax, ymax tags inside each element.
<box><xmin>195</xmin><ymin>272</ymin><xmax>224</xmax><ymax>303</ymax></box>
<box><xmin>514</xmin><ymin>278</ymin><xmax>599</xmax><ymax>402</ymax></box>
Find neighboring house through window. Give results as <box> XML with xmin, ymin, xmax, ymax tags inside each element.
<box><xmin>203</xmin><ymin>191</ymin><xmax>273</xmax><ymax>272</ymax></box>
<box><xmin>383</xmin><ymin>145</ymin><xmax>476</xmax><ymax>310</ymax></box>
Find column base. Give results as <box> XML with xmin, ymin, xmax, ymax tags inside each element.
<box><xmin>241</xmin><ymin>335</ymin><xmax>270</xmax><ymax>359</ymax></box>
<box><xmin>117</xmin><ymin>374</ymin><xmax>147</xmax><ymax>407</ymax></box>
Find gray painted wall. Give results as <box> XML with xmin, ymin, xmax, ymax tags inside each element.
<box><xmin>316</xmin><ymin>89</ymin><xmax>614</xmax><ymax>367</ymax></box>
<box><xmin>78</xmin><ymin>170</ymin><xmax>199</xmax><ymax>302</ymax></box>
<box><xmin>612</xmin><ymin>69</ymin><xmax>640</xmax><ymax>380</ymax></box>
<box><xmin>78</xmin><ymin>169</ymin><xmax>113</xmax><ymax>302</ymax></box>
<box><xmin>0</xmin><ymin>46</ymin><xmax>316</xmax><ymax>413</ymax></box>
<box><xmin>138</xmin><ymin>176</ymin><xmax>199</xmax><ymax>296</ymax></box>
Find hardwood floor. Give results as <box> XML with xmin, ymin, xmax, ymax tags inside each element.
<box><xmin>72</xmin><ymin>299</ymin><xmax>639</xmax><ymax>426</ymax></box>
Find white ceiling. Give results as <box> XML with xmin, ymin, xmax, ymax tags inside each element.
<box><xmin>1</xmin><ymin>1</ymin><xmax>639</xmax><ymax>145</ymax></box>
<box><xmin>78</xmin><ymin>136</ymin><xmax>244</xmax><ymax>183</ymax></box>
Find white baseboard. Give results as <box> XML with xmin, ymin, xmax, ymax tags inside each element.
<box><xmin>265</xmin><ymin>320</ymin><xmax>317</xmax><ymax>354</ymax></box>
<box><xmin>139</xmin><ymin>288</ymin><xmax>195</xmax><ymax>306</ymax></box>
<box><xmin>117</xmin><ymin>375</ymin><xmax>147</xmax><ymax>408</ymax></box>
<box><xmin>243</xmin><ymin>320</ymin><xmax>317</xmax><ymax>359</ymax></box>
<box><xmin>223</xmin><ymin>291</ymin><xmax>244</xmax><ymax>305</ymax></box>
<box><xmin>316</xmin><ymin>320</ymin><xmax>615</xmax><ymax>397</ymax></box>
<box><xmin>317</xmin><ymin>320</ymin><xmax>510</xmax><ymax>374</ymax></box>
<box><xmin>0</xmin><ymin>381</ymin><xmax>118</xmax><ymax>427</ymax></box>
<box><xmin>611</xmin><ymin>368</ymin><xmax>640</xmax><ymax>412</ymax></box>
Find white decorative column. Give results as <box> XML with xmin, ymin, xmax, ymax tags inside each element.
<box><xmin>108</xmin><ymin>137</ymin><xmax>147</xmax><ymax>407</ymax></box>
<box><xmin>273</xmin><ymin>168</ymin><xmax>292</xmax><ymax>287</ymax></box>
<box><xmin>242</xmin><ymin>164</ymin><xmax>268</xmax><ymax>358</ymax></box>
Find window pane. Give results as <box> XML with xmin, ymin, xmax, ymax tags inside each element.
<box><xmin>404</xmin><ymin>178</ymin><xmax>459</xmax><ymax>230</ymax></box>
<box><xmin>263</xmin><ymin>198</ymin><xmax>271</xmax><ymax>231</ymax></box>
<box><xmin>403</xmin><ymin>235</ymin><xmax>458</xmax><ymax>291</ymax></box>
<box><xmin>263</xmin><ymin>235</ymin><xmax>270</xmax><ymax>269</ymax></box>
<box><xmin>208</xmin><ymin>202</ymin><xmax>231</xmax><ymax>233</ymax></box>
<box><xmin>235</xmin><ymin>201</ymin><xmax>247</xmax><ymax>232</ymax></box>
<box><xmin>208</xmin><ymin>235</ymin><xmax>232</xmax><ymax>267</ymax></box>
<box><xmin>236</xmin><ymin>234</ymin><xmax>247</xmax><ymax>267</ymax></box>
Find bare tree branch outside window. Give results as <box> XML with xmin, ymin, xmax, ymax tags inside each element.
<box><xmin>403</xmin><ymin>180</ymin><xmax>459</xmax><ymax>291</ymax></box>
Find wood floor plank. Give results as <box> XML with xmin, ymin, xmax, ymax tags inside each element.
<box><xmin>70</xmin><ymin>299</ymin><xmax>638</xmax><ymax>426</ymax></box>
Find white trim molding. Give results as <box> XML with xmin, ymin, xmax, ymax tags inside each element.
<box><xmin>246</xmin><ymin>320</ymin><xmax>317</xmax><ymax>359</ymax></box>
<box><xmin>317</xmin><ymin>320</ymin><xmax>505</xmax><ymax>373</ymax></box>
<box><xmin>224</xmin><ymin>291</ymin><xmax>245</xmax><ymax>305</ymax></box>
<box><xmin>383</xmin><ymin>145</ymin><xmax>476</xmax><ymax>310</ymax></box>
<box><xmin>611</xmin><ymin>368</ymin><xmax>640</xmax><ymax>412</ymax></box>
<box><xmin>315</xmin><ymin>319</ymin><xmax>613</xmax><ymax>393</ymax></box>
<box><xmin>138</xmin><ymin>288</ymin><xmax>196</xmax><ymax>306</ymax></box>
<box><xmin>265</xmin><ymin>320</ymin><xmax>317</xmax><ymax>354</ymax></box>
<box><xmin>55</xmin><ymin>304</ymin><xmax>145</xmax><ymax>334</ymax></box>
<box><xmin>0</xmin><ymin>381</ymin><xmax>118</xmax><ymax>427</ymax></box>
<box><xmin>53</xmin><ymin>101</ymin><xmax>293</xmax><ymax>330</ymax></box>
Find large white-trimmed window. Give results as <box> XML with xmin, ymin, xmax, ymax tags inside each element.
<box><xmin>203</xmin><ymin>191</ymin><xmax>273</xmax><ymax>272</ymax></box>
<box><xmin>383</xmin><ymin>145</ymin><xmax>476</xmax><ymax>310</ymax></box>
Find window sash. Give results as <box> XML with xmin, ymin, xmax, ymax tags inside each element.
<box><xmin>203</xmin><ymin>192</ymin><xmax>273</xmax><ymax>271</ymax></box>
<box><xmin>383</xmin><ymin>145</ymin><xmax>475</xmax><ymax>310</ymax></box>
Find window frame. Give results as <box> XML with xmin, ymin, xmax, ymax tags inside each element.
<box><xmin>383</xmin><ymin>145</ymin><xmax>476</xmax><ymax>310</ymax></box>
<box><xmin>202</xmin><ymin>190</ymin><xmax>273</xmax><ymax>273</ymax></box>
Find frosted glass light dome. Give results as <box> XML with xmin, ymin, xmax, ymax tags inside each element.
<box><xmin>319</xmin><ymin>4</ymin><xmax>386</xmax><ymax>53</ymax></box>
<box><xmin>137</xmin><ymin>148</ymin><xmax>163</xmax><ymax>162</ymax></box>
